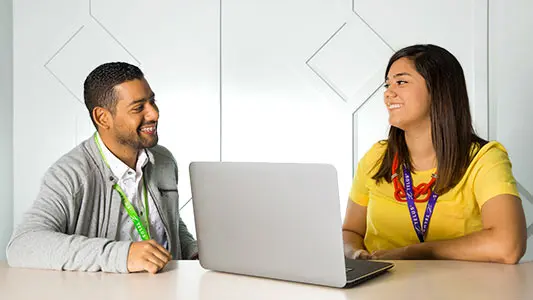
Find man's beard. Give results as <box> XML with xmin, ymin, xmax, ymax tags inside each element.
<box><xmin>115</xmin><ymin>127</ymin><xmax>158</xmax><ymax>150</ymax></box>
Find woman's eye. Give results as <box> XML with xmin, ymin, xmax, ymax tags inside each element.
<box><xmin>397</xmin><ymin>80</ymin><xmax>407</xmax><ymax>85</ymax></box>
<box><xmin>383</xmin><ymin>83</ymin><xmax>390</xmax><ymax>89</ymax></box>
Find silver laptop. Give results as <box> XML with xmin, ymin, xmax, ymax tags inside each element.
<box><xmin>189</xmin><ymin>162</ymin><xmax>393</xmax><ymax>288</ymax></box>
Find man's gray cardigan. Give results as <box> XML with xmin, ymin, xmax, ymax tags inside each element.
<box><xmin>6</xmin><ymin>135</ymin><xmax>197</xmax><ymax>273</ymax></box>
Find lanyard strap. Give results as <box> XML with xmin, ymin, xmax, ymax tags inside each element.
<box><xmin>402</xmin><ymin>165</ymin><xmax>438</xmax><ymax>243</ymax></box>
<box><xmin>94</xmin><ymin>133</ymin><xmax>151</xmax><ymax>241</ymax></box>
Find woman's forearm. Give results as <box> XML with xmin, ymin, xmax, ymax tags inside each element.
<box><xmin>342</xmin><ymin>229</ymin><xmax>366</xmax><ymax>250</ymax></box>
<box><xmin>406</xmin><ymin>228</ymin><xmax>526</xmax><ymax>264</ymax></box>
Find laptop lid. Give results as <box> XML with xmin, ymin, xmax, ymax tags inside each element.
<box><xmin>189</xmin><ymin>162</ymin><xmax>347</xmax><ymax>287</ymax></box>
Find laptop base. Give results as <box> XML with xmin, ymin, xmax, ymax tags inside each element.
<box><xmin>344</xmin><ymin>258</ymin><xmax>394</xmax><ymax>288</ymax></box>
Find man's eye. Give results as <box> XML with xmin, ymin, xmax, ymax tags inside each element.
<box><xmin>383</xmin><ymin>83</ymin><xmax>390</xmax><ymax>89</ymax></box>
<box><xmin>397</xmin><ymin>80</ymin><xmax>407</xmax><ymax>85</ymax></box>
<box><xmin>134</xmin><ymin>105</ymin><xmax>143</xmax><ymax>112</ymax></box>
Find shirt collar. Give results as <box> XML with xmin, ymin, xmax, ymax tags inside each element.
<box><xmin>96</xmin><ymin>132</ymin><xmax>150</xmax><ymax>179</ymax></box>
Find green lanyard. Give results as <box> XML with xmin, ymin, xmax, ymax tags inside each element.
<box><xmin>94</xmin><ymin>133</ymin><xmax>151</xmax><ymax>241</ymax></box>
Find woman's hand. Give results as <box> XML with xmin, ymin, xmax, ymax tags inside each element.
<box><xmin>344</xmin><ymin>243</ymin><xmax>372</xmax><ymax>260</ymax></box>
<box><xmin>370</xmin><ymin>247</ymin><xmax>410</xmax><ymax>260</ymax></box>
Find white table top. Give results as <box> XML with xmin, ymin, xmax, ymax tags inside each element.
<box><xmin>1</xmin><ymin>260</ymin><xmax>532</xmax><ymax>300</ymax></box>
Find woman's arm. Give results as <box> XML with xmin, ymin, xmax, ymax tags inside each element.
<box><xmin>342</xmin><ymin>200</ymin><xmax>371</xmax><ymax>259</ymax></box>
<box><xmin>372</xmin><ymin>194</ymin><xmax>527</xmax><ymax>264</ymax></box>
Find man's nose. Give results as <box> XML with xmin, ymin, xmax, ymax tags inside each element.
<box><xmin>145</xmin><ymin>102</ymin><xmax>159</xmax><ymax>121</ymax></box>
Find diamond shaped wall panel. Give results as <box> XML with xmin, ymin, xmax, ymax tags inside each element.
<box><xmin>307</xmin><ymin>21</ymin><xmax>391</xmax><ymax>105</ymax></box>
<box><xmin>46</xmin><ymin>19</ymin><xmax>139</xmax><ymax>102</ymax></box>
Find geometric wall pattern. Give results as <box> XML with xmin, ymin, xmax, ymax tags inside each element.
<box><xmin>10</xmin><ymin>0</ymin><xmax>533</xmax><ymax>262</ymax></box>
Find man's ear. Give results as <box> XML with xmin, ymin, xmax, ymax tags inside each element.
<box><xmin>93</xmin><ymin>107</ymin><xmax>112</xmax><ymax>130</ymax></box>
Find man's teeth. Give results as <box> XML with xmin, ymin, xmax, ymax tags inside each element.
<box><xmin>389</xmin><ymin>104</ymin><xmax>401</xmax><ymax>109</ymax></box>
<box><xmin>140</xmin><ymin>127</ymin><xmax>156</xmax><ymax>133</ymax></box>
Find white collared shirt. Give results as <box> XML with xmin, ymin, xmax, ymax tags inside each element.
<box><xmin>96</xmin><ymin>133</ymin><xmax>167</xmax><ymax>248</ymax></box>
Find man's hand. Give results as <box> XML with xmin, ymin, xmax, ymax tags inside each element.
<box><xmin>190</xmin><ymin>252</ymin><xmax>199</xmax><ymax>260</ymax></box>
<box><xmin>127</xmin><ymin>240</ymin><xmax>172</xmax><ymax>274</ymax></box>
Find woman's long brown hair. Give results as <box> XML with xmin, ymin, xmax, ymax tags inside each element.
<box><xmin>372</xmin><ymin>44</ymin><xmax>487</xmax><ymax>195</ymax></box>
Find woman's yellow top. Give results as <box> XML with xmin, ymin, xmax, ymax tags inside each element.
<box><xmin>350</xmin><ymin>141</ymin><xmax>520</xmax><ymax>252</ymax></box>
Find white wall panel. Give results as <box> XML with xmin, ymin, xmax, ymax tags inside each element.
<box><xmin>0</xmin><ymin>0</ymin><xmax>14</xmax><ymax>259</ymax></box>
<box><xmin>222</xmin><ymin>0</ymin><xmax>355</xmax><ymax>214</ymax></box>
<box><xmin>489</xmin><ymin>0</ymin><xmax>533</xmax><ymax>261</ymax></box>
<box><xmin>354</xmin><ymin>91</ymin><xmax>389</xmax><ymax>172</ymax></box>
<box><xmin>13</xmin><ymin>0</ymin><xmax>86</xmax><ymax>226</ymax></box>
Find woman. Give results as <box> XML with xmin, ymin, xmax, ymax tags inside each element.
<box><xmin>342</xmin><ymin>44</ymin><xmax>527</xmax><ymax>264</ymax></box>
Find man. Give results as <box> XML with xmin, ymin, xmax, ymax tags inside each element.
<box><xmin>6</xmin><ymin>62</ymin><xmax>197</xmax><ymax>274</ymax></box>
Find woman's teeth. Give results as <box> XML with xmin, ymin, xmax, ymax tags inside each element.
<box><xmin>389</xmin><ymin>104</ymin><xmax>401</xmax><ymax>109</ymax></box>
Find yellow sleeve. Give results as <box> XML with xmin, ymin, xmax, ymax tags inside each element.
<box><xmin>350</xmin><ymin>159</ymin><xmax>370</xmax><ymax>206</ymax></box>
<box><xmin>473</xmin><ymin>143</ymin><xmax>520</xmax><ymax>208</ymax></box>
<box><xmin>349</xmin><ymin>142</ymin><xmax>386</xmax><ymax>206</ymax></box>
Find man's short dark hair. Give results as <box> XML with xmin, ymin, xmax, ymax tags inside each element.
<box><xmin>83</xmin><ymin>62</ymin><xmax>144</xmax><ymax>128</ymax></box>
